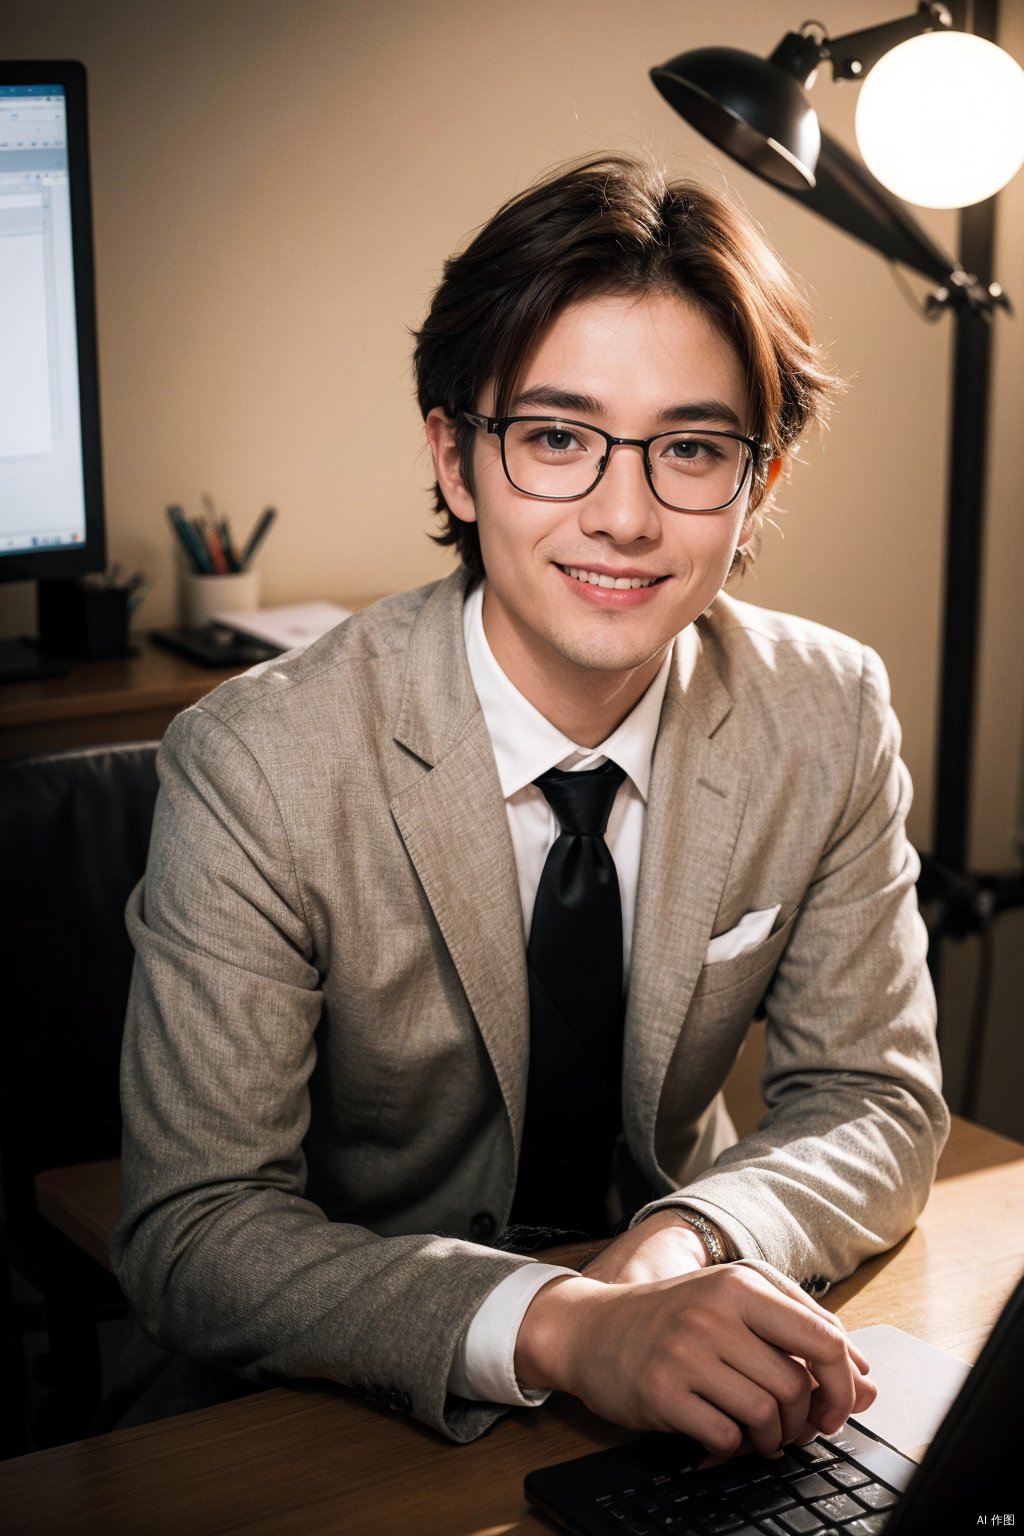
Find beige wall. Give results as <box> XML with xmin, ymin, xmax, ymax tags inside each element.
<box><xmin>3</xmin><ymin>2</ymin><xmax>1022</xmax><ymax>1128</ymax></box>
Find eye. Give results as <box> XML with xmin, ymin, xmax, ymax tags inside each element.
<box><xmin>660</xmin><ymin>434</ymin><xmax>730</xmax><ymax>470</ymax></box>
<box><xmin>523</xmin><ymin>424</ymin><xmax>583</xmax><ymax>453</ymax></box>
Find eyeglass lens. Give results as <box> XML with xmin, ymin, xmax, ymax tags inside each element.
<box><xmin>501</xmin><ymin>419</ymin><xmax>752</xmax><ymax>511</ymax></box>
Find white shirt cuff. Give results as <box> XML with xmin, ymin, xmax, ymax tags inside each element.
<box><xmin>447</xmin><ymin>1263</ymin><xmax>576</xmax><ymax>1405</ymax></box>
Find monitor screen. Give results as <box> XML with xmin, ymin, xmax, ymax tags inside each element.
<box><xmin>0</xmin><ymin>61</ymin><xmax>104</xmax><ymax>585</ymax></box>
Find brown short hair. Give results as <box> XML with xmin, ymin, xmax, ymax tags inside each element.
<box><xmin>413</xmin><ymin>155</ymin><xmax>834</xmax><ymax>585</ymax></box>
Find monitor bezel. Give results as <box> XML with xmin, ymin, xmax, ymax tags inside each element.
<box><xmin>0</xmin><ymin>59</ymin><xmax>105</xmax><ymax>582</ymax></box>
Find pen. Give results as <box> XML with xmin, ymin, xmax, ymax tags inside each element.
<box><xmin>217</xmin><ymin>518</ymin><xmax>239</xmax><ymax>572</ymax></box>
<box><xmin>167</xmin><ymin>504</ymin><xmax>212</xmax><ymax>573</ymax></box>
<box><xmin>127</xmin><ymin>580</ymin><xmax>152</xmax><ymax>615</ymax></box>
<box><xmin>191</xmin><ymin>517</ymin><xmax>216</xmax><ymax>572</ymax></box>
<box><xmin>239</xmin><ymin>506</ymin><xmax>277</xmax><ymax>570</ymax></box>
<box><xmin>204</xmin><ymin>519</ymin><xmax>232</xmax><ymax>575</ymax></box>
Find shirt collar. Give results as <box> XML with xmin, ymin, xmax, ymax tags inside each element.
<box><xmin>463</xmin><ymin>581</ymin><xmax>682</xmax><ymax>802</ymax></box>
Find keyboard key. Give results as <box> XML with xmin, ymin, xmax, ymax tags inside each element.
<box><xmin>790</xmin><ymin>1474</ymin><xmax>834</xmax><ymax>1500</ymax></box>
<box><xmin>826</xmin><ymin>1439</ymin><xmax>860</xmax><ymax>1456</ymax></box>
<box><xmin>738</xmin><ymin>1487</ymin><xmax>796</xmax><ymax>1518</ymax></box>
<box><xmin>775</xmin><ymin>1507</ymin><xmax>825</xmax><ymax>1533</ymax></box>
<box><xmin>700</xmin><ymin>1507</ymin><xmax>748</xmax><ymax>1533</ymax></box>
<box><xmin>812</xmin><ymin>1492</ymin><xmax>866</xmax><ymax>1522</ymax></box>
<box><xmin>843</xmin><ymin>1519</ymin><xmax>888</xmax><ymax>1536</ymax></box>
<box><xmin>609</xmin><ymin>1510</ymin><xmax>655</xmax><ymax>1536</ymax></box>
<box><xmin>792</xmin><ymin>1441</ymin><xmax>838</xmax><ymax>1468</ymax></box>
<box><xmin>854</xmin><ymin>1483</ymin><xmax>897</xmax><ymax>1511</ymax></box>
<box><xmin>773</xmin><ymin>1453</ymin><xmax>808</xmax><ymax>1478</ymax></box>
<box><xmin>717</xmin><ymin>1470</ymin><xmax>755</xmax><ymax>1494</ymax></box>
<box><xmin>824</xmin><ymin>1463</ymin><xmax>871</xmax><ymax>1490</ymax></box>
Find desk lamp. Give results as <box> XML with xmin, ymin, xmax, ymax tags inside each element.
<box><xmin>651</xmin><ymin>2</ymin><xmax>1024</xmax><ymax>1115</ymax></box>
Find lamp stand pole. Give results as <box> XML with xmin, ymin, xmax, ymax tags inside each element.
<box><xmin>933</xmin><ymin>0</ymin><xmax>996</xmax><ymax>873</ymax></box>
<box><xmin>916</xmin><ymin>0</ymin><xmax>1024</xmax><ymax>1118</ymax></box>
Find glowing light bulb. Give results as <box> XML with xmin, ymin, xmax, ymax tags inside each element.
<box><xmin>855</xmin><ymin>31</ymin><xmax>1024</xmax><ymax>208</ymax></box>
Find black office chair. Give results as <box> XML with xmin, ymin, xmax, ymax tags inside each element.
<box><xmin>0</xmin><ymin>740</ymin><xmax>160</xmax><ymax>1455</ymax></box>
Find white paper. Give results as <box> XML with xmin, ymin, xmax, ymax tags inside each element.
<box><xmin>213</xmin><ymin>601</ymin><xmax>351</xmax><ymax>651</ymax></box>
<box><xmin>848</xmin><ymin>1323</ymin><xmax>971</xmax><ymax>1459</ymax></box>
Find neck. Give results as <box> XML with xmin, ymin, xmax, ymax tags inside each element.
<box><xmin>482</xmin><ymin>606</ymin><xmax>666</xmax><ymax>748</ymax></box>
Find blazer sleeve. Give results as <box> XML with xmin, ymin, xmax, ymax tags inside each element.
<box><xmin>112</xmin><ymin>704</ymin><xmax>533</xmax><ymax>1442</ymax></box>
<box><xmin>635</xmin><ymin>644</ymin><xmax>950</xmax><ymax>1288</ymax></box>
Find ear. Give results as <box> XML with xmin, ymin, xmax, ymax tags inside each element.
<box><xmin>425</xmin><ymin>408</ymin><xmax>477</xmax><ymax>525</ymax></box>
<box><xmin>764</xmin><ymin>455</ymin><xmax>784</xmax><ymax>496</ymax></box>
<box><xmin>740</xmin><ymin>455</ymin><xmax>784</xmax><ymax>545</ymax></box>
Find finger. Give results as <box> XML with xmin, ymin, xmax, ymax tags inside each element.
<box><xmin>698</xmin><ymin>1431</ymin><xmax>756</xmax><ymax>1470</ymax></box>
<box><xmin>721</xmin><ymin>1338</ymin><xmax>815</xmax><ymax>1447</ymax></box>
<box><xmin>852</xmin><ymin>1368</ymin><xmax>878</xmax><ymax>1413</ymax></box>
<box><xmin>734</xmin><ymin>1279</ymin><xmax>859</xmax><ymax>1432</ymax></box>
<box><xmin>848</xmin><ymin>1338</ymin><xmax>873</xmax><ymax>1375</ymax></box>
<box><xmin>791</xmin><ymin>1339</ymin><xmax>876</xmax><ymax>1419</ymax></box>
<box><xmin>697</xmin><ymin>1364</ymin><xmax>793</xmax><ymax>1459</ymax></box>
<box><xmin>667</xmin><ymin>1394</ymin><xmax>747</xmax><ymax>1462</ymax></box>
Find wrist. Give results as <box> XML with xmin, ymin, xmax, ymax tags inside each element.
<box><xmin>513</xmin><ymin>1273</ymin><xmax>602</xmax><ymax>1392</ymax></box>
<box><xmin>668</xmin><ymin>1208</ymin><xmax>729</xmax><ymax>1267</ymax></box>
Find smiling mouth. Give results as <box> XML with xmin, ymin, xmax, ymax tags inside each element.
<box><xmin>561</xmin><ymin>565</ymin><xmax>666</xmax><ymax>590</ymax></box>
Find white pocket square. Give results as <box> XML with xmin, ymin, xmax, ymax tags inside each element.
<box><xmin>705</xmin><ymin>904</ymin><xmax>782</xmax><ymax>964</ymax></box>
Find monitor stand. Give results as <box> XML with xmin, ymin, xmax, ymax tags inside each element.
<box><xmin>0</xmin><ymin>636</ymin><xmax>69</xmax><ymax>684</ymax></box>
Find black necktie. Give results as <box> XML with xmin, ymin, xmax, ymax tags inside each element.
<box><xmin>510</xmin><ymin>759</ymin><xmax>626</xmax><ymax>1239</ymax></box>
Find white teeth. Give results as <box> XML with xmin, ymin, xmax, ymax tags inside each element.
<box><xmin>565</xmin><ymin>566</ymin><xmax>658</xmax><ymax>590</ymax></box>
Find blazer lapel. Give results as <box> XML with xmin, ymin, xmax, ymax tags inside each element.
<box><xmin>624</xmin><ymin>627</ymin><xmax>749</xmax><ymax>1157</ymax></box>
<box><xmin>389</xmin><ymin>577</ymin><xmax>529</xmax><ymax>1154</ymax></box>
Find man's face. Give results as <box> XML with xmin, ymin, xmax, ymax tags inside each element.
<box><xmin>428</xmin><ymin>288</ymin><xmax>761</xmax><ymax>724</ymax></box>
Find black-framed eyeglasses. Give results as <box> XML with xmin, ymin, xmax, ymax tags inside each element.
<box><xmin>462</xmin><ymin>411</ymin><xmax>768</xmax><ymax>513</ymax></box>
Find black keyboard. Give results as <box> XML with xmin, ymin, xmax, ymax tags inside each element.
<box><xmin>527</xmin><ymin>1422</ymin><xmax>917</xmax><ymax>1536</ymax></box>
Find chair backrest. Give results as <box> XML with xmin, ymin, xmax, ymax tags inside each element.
<box><xmin>0</xmin><ymin>741</ymin><xmax>160</xmax><ymax>1232</ymax></box>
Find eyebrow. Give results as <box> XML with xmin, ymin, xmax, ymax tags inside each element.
<box><xmin>510</xmin><ymin>385</ymin><xmax>746</xmax><ymax>433</ymax></box>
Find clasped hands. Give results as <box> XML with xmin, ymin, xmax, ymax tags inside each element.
<box><xmin>513</xmin><ymin>1209</ymin><xmax>876</xmax><ymax>1460</ymax></box>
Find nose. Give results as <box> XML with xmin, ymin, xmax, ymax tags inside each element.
<box><xmin>577</xmin><ymin>439</ymin><xmax>662</xmax><ymax>544</ymax></box>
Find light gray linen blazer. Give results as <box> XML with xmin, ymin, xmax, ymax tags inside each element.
<box><xmin>112</xmin><ymin>569</ymin><xmax>948</xmax><ymax>1441</ymax></box>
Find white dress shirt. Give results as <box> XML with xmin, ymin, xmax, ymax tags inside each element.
<box><xmin>447</xmin><ymin>583</ymin><xmax>680</xmax><ymax>1405</ymax></box>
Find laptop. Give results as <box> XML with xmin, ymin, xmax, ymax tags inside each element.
<box><xmin>525</xmin><ymin>1270</ymin><xmax>1022</xmax><ymax>1534</ymax></box>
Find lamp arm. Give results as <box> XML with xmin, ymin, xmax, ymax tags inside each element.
<box><xmin>825</xmin><ymin>2</ymin><xmax>951</xmax><ymax>81</ymax></box>
<box><xmin>772</xmin><ymin>126</ymin><xmax>959</xmax><ymax>284</ymax></box>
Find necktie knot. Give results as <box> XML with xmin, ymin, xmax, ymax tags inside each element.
<box><xmin>533</xmin><ymin>760</ymin><xmax>626</xmax><ymax>838</ymax></box>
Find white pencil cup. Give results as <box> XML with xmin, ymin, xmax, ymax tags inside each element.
<box><xmin>182</xmin><ymin>571</ymin><xmax>261</xmax><ymax>628</ymax></box>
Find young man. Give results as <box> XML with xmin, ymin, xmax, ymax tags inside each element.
<box><xmin>113</xmin><ymin>157</ymin><xmax>948</xmax><ymax>1454</ymax></box>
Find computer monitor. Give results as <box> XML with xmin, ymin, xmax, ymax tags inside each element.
<box><xmin>0</xmin><ymin>60</ymin><xmax>105</xmax><ymax>681</ymax></box>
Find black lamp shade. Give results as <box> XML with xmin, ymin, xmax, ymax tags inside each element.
<box><xmin>650</xmin><ymin>46</ymin><xmax>820</xmax><ymax>190</ymax></box>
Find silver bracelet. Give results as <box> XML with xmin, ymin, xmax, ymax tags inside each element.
<box><xmin>678</xmin><ymin>1208</ymin><xmax>727</xmax><ymax>1266</ymax></box>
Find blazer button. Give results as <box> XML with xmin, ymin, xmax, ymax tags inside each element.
<box><xmin>470</xmin><ymin>1211</ymin><xmax>496</xmax><ymax>1242</ymax></box>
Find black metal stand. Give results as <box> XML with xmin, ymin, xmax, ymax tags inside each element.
<box><xmin>777</xmin><ymin>1</ymin><xmax>1024</xmax><ymax>1119</ymax></box>
<box><xmin>652</xmin><ymin>0</ymin><xmax>1024</xmax><ymax>1118</ymax></box>
<box><xmin>912</xmin><ymin>0</ymin><xmax>1024</xmax><ymax>1116</ymax></box>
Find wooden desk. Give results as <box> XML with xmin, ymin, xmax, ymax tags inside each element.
<box><xmin>34</xmin><ymin>1161</ymin><xmax>122</xmax><ymax>1274</ymax></box>
<box><xmin>4</xmin><ymin>1116</ymin><xmax>1022</xmax><ymax>1535</ymax></box>
<box><xmin>0</xmin><ymin>640</ymin><xmax>243</xmax><ymax>759</ymax></box>
<box><xmin>0</xmin><ymin>602</ymin><xmax>383</xmax><ymax>759</ymax></box>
